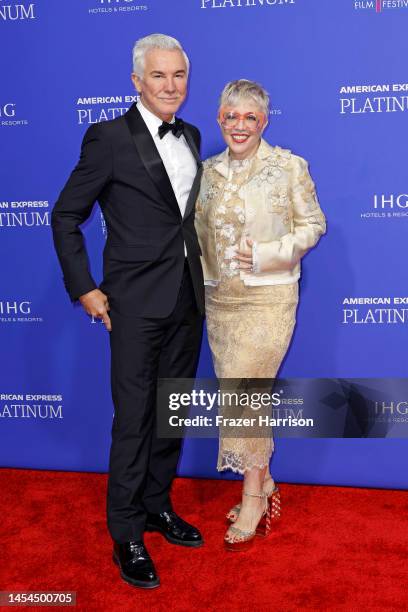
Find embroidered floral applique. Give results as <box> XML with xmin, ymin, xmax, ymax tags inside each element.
<box><xmin>200</xmin><ymin>181</ymin><xmax>221</xmax><ymax>208</ymax></box>
<box><xmin>264</xmin><ymin>185</ymin><xmax>290</xmax><ymax>221</ymax></box>
<box><xmin>230</xmin><ymin>157</ymin><xmax>252</xmax><ymax>174</ymax></box>
<box><xmin>249</xmin><ymin>148</ymin><xmax>291</xmax><ymax>188</ymax></box>
<box><xmin>213</xmin><ymin>163</ymin><xmax>250</xmax><ymax>279</ymax></box>
<box><xmin>297</xmin><ymin>167</ymin><xmax>319</xmax><ymax>212</ymax></box>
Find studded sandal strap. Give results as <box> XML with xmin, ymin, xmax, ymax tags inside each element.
<box><xmin>243</xmin><ymin>492</ymin><xmax>266</xmax><ymax>498</ymax></box>
<box><xmin>243</xmin><ymin>490</ymin><xmax>268</xmax><ymax>513</ymax></box>
<box><xmin>228</xmin><ymin>524</ymin><xmax>256</xmax><ymax>539</ymax></box>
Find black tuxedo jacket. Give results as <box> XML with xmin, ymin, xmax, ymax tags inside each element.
<box><xmin>51</xmin><ymin>103</ymin><xmax>204</xmax><ymax>317</ymax></box>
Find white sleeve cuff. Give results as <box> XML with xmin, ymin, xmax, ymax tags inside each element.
<box><xmin>252</xmin><ymin>240</ymin><xmax>260</xmax><ymax>273</ymax></box>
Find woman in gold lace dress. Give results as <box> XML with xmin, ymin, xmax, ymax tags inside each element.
<box><xmin>195</xmin><ymin>80</ymin><xmax>326</xmax><ymax>551</ymax></box>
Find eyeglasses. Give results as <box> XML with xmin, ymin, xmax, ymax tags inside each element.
<box><xmin>218</xmin><ymin>107</ymin><xmax>266</xmax><ymax>132</ymax></box>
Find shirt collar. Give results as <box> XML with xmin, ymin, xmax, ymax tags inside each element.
<box><xmin>137</xmin><ymin>99</ymin><xmax>175</xmax><ymax>138</ymax></box>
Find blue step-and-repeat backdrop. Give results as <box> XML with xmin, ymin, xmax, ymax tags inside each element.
<box><xmin>1</xmin><ymin>0</ymin><xmax>407</xmax><ymax>488</ymax></box>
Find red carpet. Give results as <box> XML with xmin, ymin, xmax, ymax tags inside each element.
<box><xmin>1</xmin><ymin>469</ymin><xmax>407</xmax><ymax>612</ymax></box>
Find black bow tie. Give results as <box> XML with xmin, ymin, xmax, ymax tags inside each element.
<box><xmin>158</xmin><ymin>117</ymin><xmax>184</xmax><ymax>139</ymax></box>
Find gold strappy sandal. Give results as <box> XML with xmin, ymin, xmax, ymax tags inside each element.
<box><xmin>226</xmin><ymin>479</ymin><xmax>281</xmax><ymax>532</ymax></box>
<box><xmin>224</xmin><ymin>491</ymin><xmax>271</xmax><ymax>552</ymax></box>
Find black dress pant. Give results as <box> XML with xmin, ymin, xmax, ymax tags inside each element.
<box><xmin>107</xmin><ymin>263</ymin><xmax>203</xmax><ymax>543</ymax></box>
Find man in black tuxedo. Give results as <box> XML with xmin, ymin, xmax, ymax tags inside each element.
<box><xmin>51</xmin><ymin>34</ymin><xmax>204</xmax><ymax>589</ymax></box>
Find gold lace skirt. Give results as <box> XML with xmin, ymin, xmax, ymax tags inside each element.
<box><xmin>205</xmin><ymin>278</ymin><xmax>298</xmax><ymax>474</ymax></box>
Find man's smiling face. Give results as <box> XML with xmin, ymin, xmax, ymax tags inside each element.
<box><xmin>132</xmin><ymin>48</ymin><xmax>188</xmax><ymax>122</ymax></box>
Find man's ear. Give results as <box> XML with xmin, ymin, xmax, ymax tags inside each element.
<box><xmin>131</xmin><ymin>72</ymin><xmax>142</xmax><ymax>92</ymax></box>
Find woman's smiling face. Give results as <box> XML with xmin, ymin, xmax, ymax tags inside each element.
<box><xmin>218</xmin><ymin>99</ymin><xmax>267</xmax><ymax>160</ymax></box>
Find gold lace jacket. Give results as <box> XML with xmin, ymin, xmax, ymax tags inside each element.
<box><xmin>195</xmin><ymin>139</ymin><xmax>326</xmax><ymax>286</ymax></box>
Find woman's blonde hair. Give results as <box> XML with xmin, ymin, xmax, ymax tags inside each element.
<box><xmin>219</xmin><ymin>79</ymin><xmax>270</xmax><ymax>116</ymax></box>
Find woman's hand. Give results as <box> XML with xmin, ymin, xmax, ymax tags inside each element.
<box><xmin>234</xmin><ymin>238</ymin><xmax>253</xmax><ymax>270</ymax></box>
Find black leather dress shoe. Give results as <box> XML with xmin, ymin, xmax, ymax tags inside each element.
<box><xmin>113</xmin><ymin>541</ymin><xmax>160</xmax><ymax>589</ymax></box>
<box><xmin>145</xmin><ymin>511</ymin><xmax>203</xmax><ymax>547</ymax></box>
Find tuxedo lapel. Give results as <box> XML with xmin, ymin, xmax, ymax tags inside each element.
<box><xmin>125</xmin><ymin>103</ymin><xmax>181</xmax><ymax>218</ymax></box>
<box><xmin>182</xmin><ymin>124</ymin><xmax>203</xmax><ymax>220</ymax></box>
<box><xmin>183</xmin><ymin>126</ymin><xmax>202</xmax><ymax>167</ymax></box>
<box><xmin>183</xmin><ymin>165</ymin><xmax>203</xmax><ymax>220</ymax></box>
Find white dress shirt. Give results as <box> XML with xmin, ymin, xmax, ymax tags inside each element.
<box><xmin>137</xmin><ymin>100</ymin><xmax>197</xmax><ymax>219</ymax></box>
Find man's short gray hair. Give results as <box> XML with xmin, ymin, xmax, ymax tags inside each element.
<box><xmin>132</xmin><ymin>33</ymin><xmax>190</xmax><ymax>77</ymax></box>
<box><xmin>219</xmin><ymin>79</ymin><xmax>270</xmax><ymax>117</ymax></box>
